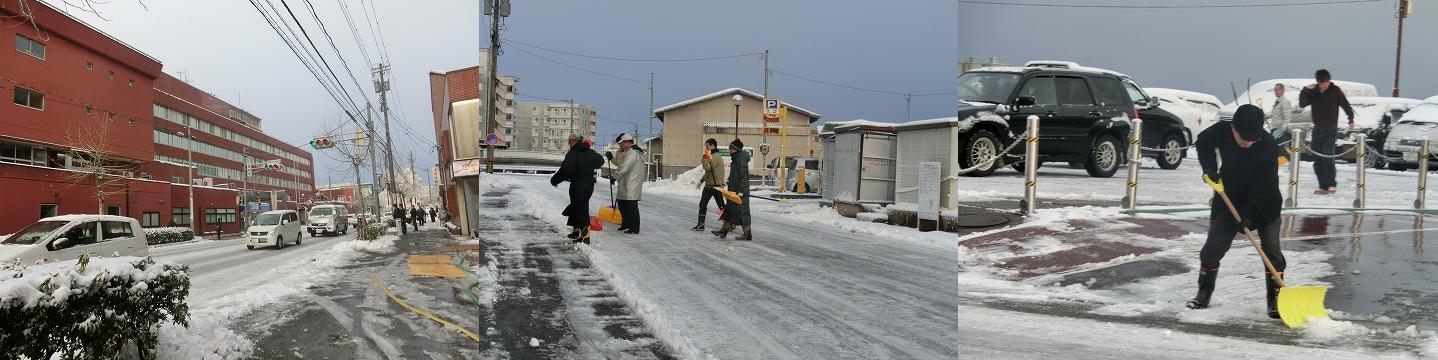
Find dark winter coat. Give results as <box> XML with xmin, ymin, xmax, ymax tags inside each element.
<box><xmin>1196</xmin><ymin>121</ymin><xmax>1282</xmax><ymax>227</ymax></box>
<box><xmin>391</xmin><ymin>207</ymin><xmax>406</xmax><ymax>220</ymax></box>
<box><xmin>725</xmin><ymin>149</ymin><xmax>751</xmax><ymax>226</ymax></box>
<box><xmin>1298</xmin><ymin>84</ymin><xmax>1355</xmax><ymax>132</ymax></box>
<box><xmin>410</xmin><ymin>208</ymin><xmax>423</xmax><ymax>222</ymax></box>
<box><xmin>551</xmin><ymin>142</ymin><xmax>606</xmax><ymax>227</ymax></box>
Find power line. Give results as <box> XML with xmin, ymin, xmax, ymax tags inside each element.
<box><xmin>501</xmin><ymin>38</ymin><xmax>762</xmax><ymax>62</ymax></box>
<box><xmin>300</xmin><ymin>0</ymin><xmax>371</xmax><ymax>105</ymax></box>
<box><xmin>955</xmin><ymin>0</ymin><xmax>1388</xmax><ymax>9</ymax></box>
<box><xmin>277</xmin><ymin>0</ymin><xmax>367</xmax><ymax>115</ymax></box>
<box><xmin>334</xmin><ymin>0</ymin><xmax>374</xmax><ymax>69</ymax></box>
<box><xmin>506</xmin><ymin>45</ymin><xmax>647</xmax><ymax>83</ymax></box>
<box><xmin>248</xmin><ymin>0</ymin><xmax>363</xmax><ymax>125</ymax></box>
<box><xmin>771</xmin><ymin>69</ymin><xmax>954</xmax><ymax>97</ymax></box>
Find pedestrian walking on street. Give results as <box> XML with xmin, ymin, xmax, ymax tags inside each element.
<box><xmin>608</xmin><ymin>133</ymin><xmax>645</xmax><ymax>234</ymax></box>
<box><xmin>1187</xmin><ymin>104</ymin><xmax>1287</xmax><ymax>319</ymax></box>
<box><xmin>410</xmin><ymin>205</ymin><xmax>424</xmax><ymax>228</ymax></box>
<box><xmin>391</xmin><ymin>204</ymin><xmax>407</xmax><ymax>235</ymax></box>
<box><xmin>428</xmin><ymin>207</ymin><xmax>437</xmax><ymax>223</ymax></box>
<box><xmin>692</xmin><ymin>138</ymin><xmax>726</xmax><ymax>231</ymax></box>
<box><xmin>1298</xmin><ymin>69</ymin><xmax>1355</xmax><ymax>195</ymax></box>
<box><xmin>712</xmin><ymin>139</ymin><xmax>752</xmax><ymax>241</ymax></box>
<box><xmin>551</xmin><ymin>134</ymin><xmax>605</xmax><ymax>244</ymax></box>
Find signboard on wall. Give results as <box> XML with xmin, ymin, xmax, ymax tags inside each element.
<box><xmin>917</xmin><ymin>162</ymin><xmax>940</xmax><ymax>221</ymax></box>
<box><xmin>452</xmin><ymin>159</ymin><xmax>482</xmax><ymax>178</ymax></box>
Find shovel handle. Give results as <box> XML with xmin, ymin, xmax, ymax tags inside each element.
<box><xmin>1214</xmin><ymin>190</ymin><xmax>1287</xmax><ymax>288</ymax></box>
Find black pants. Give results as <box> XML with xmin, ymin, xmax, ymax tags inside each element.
<box><xmin>1311</xmin><ymin>130</ymin><xmax>1338</xmax><ymax>189</ymax></box>
<box><xmin>398</xmin><ymin>218</ymin><xmax>407</xmax><ymax>234</ymax></box>
<box><xmin>617</xmin><ymin>199</ymin><xmax>640</xmax><ymax>232</ymax></box>
<box><xmin>699</xmin><ymin>187</ymin><xmax>726</xmax><ymax>218</ymax></box>
<box><xmin>1200</xmin><ymin>215</ymin><xmax>1285</xmax><ymax>273</ymax></box>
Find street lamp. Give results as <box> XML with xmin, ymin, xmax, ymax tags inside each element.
<box><xmin>175</xmin><ymin>128</ymin><xmax>195</xmax><ymax>233</ymax></box>
<box><xmin>731</xmin><ymin>94</ymin><xmax>742</xmax><ymax>139</ymax></box>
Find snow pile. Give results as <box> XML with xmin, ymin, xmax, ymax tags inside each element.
<box><xmin>143</xmin><ymin>227</ymin><xmax>198</xmax><ymax>245</ymax></box>
<box><xmin>645</xmin><ymin>165</ymin><xmax>705</xmax><ymax>196</ymax></box>
<box><xmin>336</xmin><ymin>233</ymin><xmax>398</xmax><ymax>253</ymax></box>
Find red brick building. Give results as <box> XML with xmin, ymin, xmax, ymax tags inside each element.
<box><xmin>0</xmin><ymin>1</ymin><xmax>313</xmax><ymax>235</ymax></box>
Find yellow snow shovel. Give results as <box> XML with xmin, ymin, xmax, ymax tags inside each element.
<box><xmin>599</xmin><ymin>178</ymin><xmax>622</xmax><ymax>224</ymax></box>
<box><xmin>714</xmin><ymin>187</ymin><xmax>744</xmax><ymax>205</ymax></box>
<box><xmin>1211</xmin><ymin>177</ymin><xmax>1329</xmax><ymax>328</ymax></box>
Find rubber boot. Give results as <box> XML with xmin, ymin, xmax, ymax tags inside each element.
<box><xmin>1185</xmin><ymin>268</ymin><xmax>1218</xmax><ymax>309</ymax></box>
<box><xmin>691</xmin><ymin>214</ymin><xmax>706</xmax><ymax>231</ymax></box>
<box><xmin>1266</xmin><ymin>272</ymin><xmax>1283</xmax><ymax>319</ymax></box>
<box><xmin>579</xmin><ymin>227</ymin><xmax>592</xmax><ymax>245</ymax></box>
<box><xmin>736</xmin><ymin>225</ymin><xmax>753</xmax><ymax>241</ymax></box>
<box><xmin>711</xmin><ymin>222</ymin><xmax>732</xmax><ymax>239</ymax></box>
<box><xmin>567</xmin><ymin>227</ymin><xmax>581</xmax><ymax>240</ymax></box>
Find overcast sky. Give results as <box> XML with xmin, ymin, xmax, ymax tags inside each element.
<box><xmin>50</xmin><ymin>0</ymin><xmax>1434</xmax><ymax>186</ymax></box>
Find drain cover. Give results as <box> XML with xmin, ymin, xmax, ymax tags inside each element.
<box><xmin>952</xmin><ymin>213</ymin><xmax>1010</xmax><ymax>228</ymax></box>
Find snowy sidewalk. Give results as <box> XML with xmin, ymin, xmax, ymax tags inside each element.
<box><xmin>494</xmin><ymin>173</ymin><xmax>958</xmax><ymax>359</ymax></box>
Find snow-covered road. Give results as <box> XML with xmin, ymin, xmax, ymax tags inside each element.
<box><xmin>492</xmin><ymin>173</ymin><xmax>958</xmax><ymax>359</ymax></box>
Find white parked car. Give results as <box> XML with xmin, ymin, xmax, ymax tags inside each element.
<box><xmin>0</xmin><ymin>215</ymin><xmax>148</xmax><ymax>265</ymax></box>
<box><xmin>1145</xmin><ymin>88</ymin><xmax>1223</xmax><ymax>135</ymax></box>
<box><xmin>306</xmin><ymin>205</ymin><xmax>349</xmax><ymax>237</ymax></box>
<box><xmin>1218</xmin><ymin>79</ymin><xmax>1378</xmax><ymax>123</ymax></box>
<box><xmin>246</xmin><ymin>210</ymin><xmax>303</xmax><ymax>250</ymax></box>
<box><xmin>1381</xmin><ymin>103</ymin><xmax>1438</xmax><ymax>171</ymax></box>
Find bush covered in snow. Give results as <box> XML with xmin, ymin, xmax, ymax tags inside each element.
<box><xmin>0</xmin><ymin>255</ymin><xmax>191</xmax><ymax>359</ymax></box>
<box><xmin>142</xmin><ymin>227</ymin><xmax>194</xmax><ymax>245</ymax></box>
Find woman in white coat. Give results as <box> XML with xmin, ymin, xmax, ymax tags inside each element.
<box><xmin>607</xmin><ymin>133</ymin><xmax>646</xmax><ymax>234</ymax></box>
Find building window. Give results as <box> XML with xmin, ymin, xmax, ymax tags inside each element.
<box><xmin>12</xmin><ymin>87</ymin><xmax>43</xmax><ymax>110</ymax></box>
<box><xmin>14</xmin><ymin>34</ymin><xmax>45</xmax><ymax>59</ymax></box>
<box><xmin>106</xmin><ymin>205</ymin><xmax>120</xmax><ymax>216</ymax></box>
<box><xmin>128</xmin><ymin>79</ymin><xmax>135</xmax><ymax>87</ymax></box>
<box><xmin>85</xmin><ymin>107</ymin><xmax>93</xmax><ymax>115</ymax></box>
<box><xmin>141</xmin><ymin>212</ymin><xmax>160</xmax><ymax>227</ymax></box>
<box><xmin>39</xmin><ymin>204</ymin><xmax>57</xmax><ymax>219</ymax></box>
<box><xmin>171</xmin><ymin>176</ymin><xmax>183</xmax><ymax>184</ymax></box>
<box><xmin>128</xmin><ymin>118</ymin><xmax>135</xmax><ymax>126</ymax></box>
<box><xmin>0</xmin><ymin>140</ymin><xmax>39</xmax><ymax>166</ymax></box>
<box><xmin>86</xmin><ymin>62</ymin><xmax>94</xmax><ymax>71</ymax></box>
<box><xmin>108</xmin><ymin>71</ymin><xmax>115</xmax><ymax>80</ymax></box>
<box><xmin>204</xmin><ymin>208</ymin><xmax>236</xmax><ymax>224</ymax></box>
<box><xmin>172</xmin><ymin>207</ymin><xmax>191</xmax><ymax>226</ymax></box>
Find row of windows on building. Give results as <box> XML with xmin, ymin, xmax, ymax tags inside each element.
<box><xmin>151</xmin><ymin>130</ymin><xmax>311</xmax><ymax>179</ymax></box>
<box><xmin>16</xmin><ymin>34</ymin><xmax>135</xmax><ymax>87</ymax></box>
<box><xmin>153</xmin><ymin>104</ymin><xmax>311</xmax><ymax>167</ymax></box>
<box><xmin>155</xmin><ymin>153</ymin><xmax>313</xmax><ymax>192</ymax></box>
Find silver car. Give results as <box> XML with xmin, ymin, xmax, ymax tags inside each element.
<box><xmin>0</xmin><ymin>215</ymin><xmax>149</xmax><ymax>265</ymax></box>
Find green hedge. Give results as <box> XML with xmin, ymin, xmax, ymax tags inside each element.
<box><xmin>0</xmin><ymin>255</ymin><xmax>191</xmax><ymax>359</ymax></box>
<box><xmin>142</xmin><ymin>227</ymin><xmax>195</xmax><ymax>245</ymax></box>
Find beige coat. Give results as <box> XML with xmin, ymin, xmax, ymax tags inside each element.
<box><xmin>701</xmin><ymin>149</ymin><xmax>725</xmax><ymax>187</ymax></box>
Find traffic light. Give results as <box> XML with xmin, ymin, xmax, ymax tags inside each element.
<box><xmin>309</xmin><ymin>137</ymin><xmax>335</xmax><ymax>149</ymax></box>
<box><xmin>265</xmin><ymin>162</ymin><xmax>284</xmax><ymax>171</ymax></box>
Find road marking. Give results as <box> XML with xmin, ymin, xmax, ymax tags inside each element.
<box><xmin>372</xmin><ymin>275</ymin><xmax>482</xmax><ymax>344</ymax></box>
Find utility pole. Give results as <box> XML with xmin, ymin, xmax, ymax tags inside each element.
<box><xmin>568</xmin><ymin>98</ymin><xmax>577</xmax><ymax>137</ymax></box>
<box><xmin>648</xmin><ymin>72</ymin><xmax>655</xmax><ymax>180</ymax></box>
<box><xmin>374</xmin><ymin>64</ymin><xmax>398</xmax><ymax>211</ymax></box>
<box><xmin>483</xmin><ymin>0</ymin><xmax>509</xmax><ymax>173</ymax></box>
<box><xmin>761</xmin><ymin>50</ymin><xmax>770</xmax><ymax>187</ymax></box>
<box><xmin>241</xmin><ymin>147</ymin><xmax>250</xmax><ymax>225</ymax></box>
<box><xmin>905</xmin><ymin>93</ymin><xmax>912</xmax><ymax>121</ymax></box>
<box><xmin>365</xmin><ymin>104</ymin><xmax>382</xmax><ymax>218</ymax></box>
<box><xmin>407</xmin><ymin>150</ymin><xmax>415</xmax><ymax>206</ymax></box>
<box><xmin>1392</xmin><ymin>0</ymin><xmax>1411</xmax><ymax>97</ymax></box>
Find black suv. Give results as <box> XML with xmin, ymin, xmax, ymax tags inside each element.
<box><xmin>952</xmin><ymin>61</ymin><xmax>1189</xmax><ymax>177</ymax></box>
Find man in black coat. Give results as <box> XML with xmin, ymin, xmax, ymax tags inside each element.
<box><xmin>410</xmin><ymin>205</ymin><xmax>424</xmax><ymax>228</ymax></box>
<box><xmin>1298</xmin><ymin>69</ymin><xmax>1355</xmax><ymax>195</ymax></box>
<box><xmin>551</xmin><ymin>135</ymin><xmax>605</xmax><ymax>244</ymax></box>
<box><xmin>1187</xmin><ymin>104</ymin><xmax>1287</xmax><ymax>319</ymax></box>
<box><xmin>391</xmin><ymin>204</ymin><xmax>407</xmax><ymax>235</ymax></box>
<box><xmin>428</xmin><ymin>207</ymin><xmax>437</xmax><ymax>223</ymax></box>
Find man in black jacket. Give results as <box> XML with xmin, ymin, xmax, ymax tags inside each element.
<box><xmin>391</xmin><ymin>204</ymin><xmax>407</xmax><ymax>235</ymax></box>
<box><xmin>1187</xmin><ymin>104</ymin><xmax>1287</xmax><ymax>319</ymax></box>
<box><xmin>1298</xmin><ymin>69</ymin><xmax>1356</xmax><ymax>195</ymax></box>
<box><xmin>551</xmin><ymin>135</ymin><xmax>605</xmax><ymax>244</ymax></box>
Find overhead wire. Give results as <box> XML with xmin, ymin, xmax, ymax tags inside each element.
<box><xmin>954</xmin><ymin>0</ymin><xmax>1388</xmax><ymax>9</ymax></box>
<box><xmin>501</xmin><ymin>38</ymin><xmax>762</xmax><ymax>62</ymax></box>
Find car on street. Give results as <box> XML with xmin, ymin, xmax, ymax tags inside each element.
<box><xmin>1381</xmin><ymin>102</ymin><xmax>1438</xmax><ymax>171</ymax></box>
<box><xmin>246</xmin><ymin>210</ymin><xmax>303</xmax><ymax>250</ymax></box>
<box><xmin>954</xmin><ymin>60</ymin><xmax>1189</xmax><ymax>177</ymax></box>
<box><xmin>0</xmin><ymin>215</ymin><xmax>148</xmax><ymax>265</ymax></box>
<box><xmin>306</xmin><ymin>205</ymin><xmax>349</xmax><ymax>237</ymax></box>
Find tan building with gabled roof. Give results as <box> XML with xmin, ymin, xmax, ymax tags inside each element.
<box><xmin>654</xmin><ymin>88</ymin><xmax>823</xmax><ymax>178</ymax></box>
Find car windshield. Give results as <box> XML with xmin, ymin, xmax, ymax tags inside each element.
<box><xmin>253</xmin><ymin>214</ymin><xmax>282</xmax><ymax>226</ymax></box>
<box><xmin>1</xmin><ymin>221</ymin><xmax>68</xmax><ymax>245</ymax></box>
<box><xmin>956</xmin><ymin>72</ymin><xmax>1021</xmax><ymax>104</ymax></box>
<box><xmin>310</xmin><ymin>208</ymin><xmax>333</xmax><ymax>216</ymax></box>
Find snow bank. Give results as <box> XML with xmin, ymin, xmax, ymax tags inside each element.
<box><xmin>645</xmin><ymin>166</ymin><xmax>705</xmax><ymax>197</ymax></box>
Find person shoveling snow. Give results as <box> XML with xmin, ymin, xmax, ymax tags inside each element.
<box><xmin>1189</xmin><ymin>104</ymin><xmax>1328</xmax><ymax>327</ymax></box>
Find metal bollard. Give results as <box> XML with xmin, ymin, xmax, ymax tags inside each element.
<box><xmin>1123</xmin><ymin>119</ymin><xmax>1143</xmax><ymax>209</ymax></box>
<box><xmin>1354</xmin><ymin>133</ymin><xmax>1367</xmax><ymax>208</ymax></box>
<box><xmin>1417</xmin><ymin>140</ymin><xmax>1429</xmax><ymax>209</ymax></box>
<box><xmin>1022</xmin><ymin>115</ymin><xmax>1039</xmax><ymax>215</ymax></box>
<box><xmin>1286</xmin><ymin>128</ymin><xmax>1303</xmax><ymax>208</ymax></box>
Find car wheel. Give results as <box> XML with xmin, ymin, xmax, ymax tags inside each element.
<box><xmin>275</xmin><ymin>236</ymin><xmax>284</xmax><ymax>249</ymax></box>
<box><xmin>960</xmin><ymin>130</ymin><xmax>1001</xmax><ymax>177</ymax></box>
<box><xmin>246</xmin><ymin>245</ymin><xmax>254</xmax><ymax>250</ymax></box>
<box><xmin>1364</xmin><ymin>146</ymin><xmax>1383</xmax><ymax>169</ymax></box>
<box><xmin>1085</xmin><ymin>135</ymin><xmax>1122</xmax><ymax>178</ymax></box>
<box><xmin>1156</xmin><ymin>133</ymin><xmax>1185</xmax><ymax>170</ymax></box>
<box><xmin>296</xmin><ymin>232</ymin><xmax>302</xmax><ymax>245</ymax></box>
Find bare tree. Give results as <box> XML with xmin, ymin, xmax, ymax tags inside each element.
<box><xmin>62</xmin><ymin>116</ymin><xmax>138</xmax><ymax>214</ymax></box>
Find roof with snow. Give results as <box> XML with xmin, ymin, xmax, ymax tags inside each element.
<box><xmin>1144</xmin><ymin>88</ymin><xmax>1222</xmax><ymax>105</ymax></box>
<box><xmin>653</xmin><ymin>88</ymin><xmax>821</xmax><ymax>122</ymax></box>
<box><xmin>1425</xmin><ymin>95</ymin><xmax>1438</xmax><ymax>104</ymax></box>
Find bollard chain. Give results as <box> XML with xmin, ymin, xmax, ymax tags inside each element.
<box><xmin>955</xmin><ymin>130</ymin><xmax>1030</xmax><ymax>175</ymax></box>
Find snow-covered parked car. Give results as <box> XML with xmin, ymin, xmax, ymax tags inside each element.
<box><xmin>1218</xmin><ymin>79</ymin><xmax>1378</xmax><ymax>123</ymax></box>
<box><xmin>1145</xmin><ymin>88</ymin><xmax>1222</xmax><ymax>136</ymax></box>
<box><xmin>306</xmin><ymin>204</ymin><xmax>349</xmax><ymax>237</ymax></box>
<box><xmin>246</xmin><ymin>210</ymin><xmax>303</xmax><ymax>250</ymax></box>
<box><xmin>1381</xmin><ymin>102</ymin><xmax>1438</xmax><ymax>171</ymax></box>
<box><xmin>0</xmin><ymin>215</ymin><xmax>148</xmax><ymax>265</ymax></box>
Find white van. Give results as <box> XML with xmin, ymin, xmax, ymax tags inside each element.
<box><xmin>0</xmin><ymin>215</ymin><xmax>148</xmax><ymax>265</ymax></box>
<box><xmin>246</xmin><ymin>210</ymin><xmax>303</xmax><ymax>250</ymax></box>
<box><xmin>306</xmin><ymin>205</ymin><xmax>349</xmax><ymax>237</ymax></box>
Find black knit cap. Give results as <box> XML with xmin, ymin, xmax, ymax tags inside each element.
<box><xmin>1232</xmin><ymin>104</ymin><xmax>1266</xmax><ymax>141</ymax></box>
<box><xmin>729</xmin><ymin>138</ymin><xmax>744</xmax><ymax>150</ymax></box>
